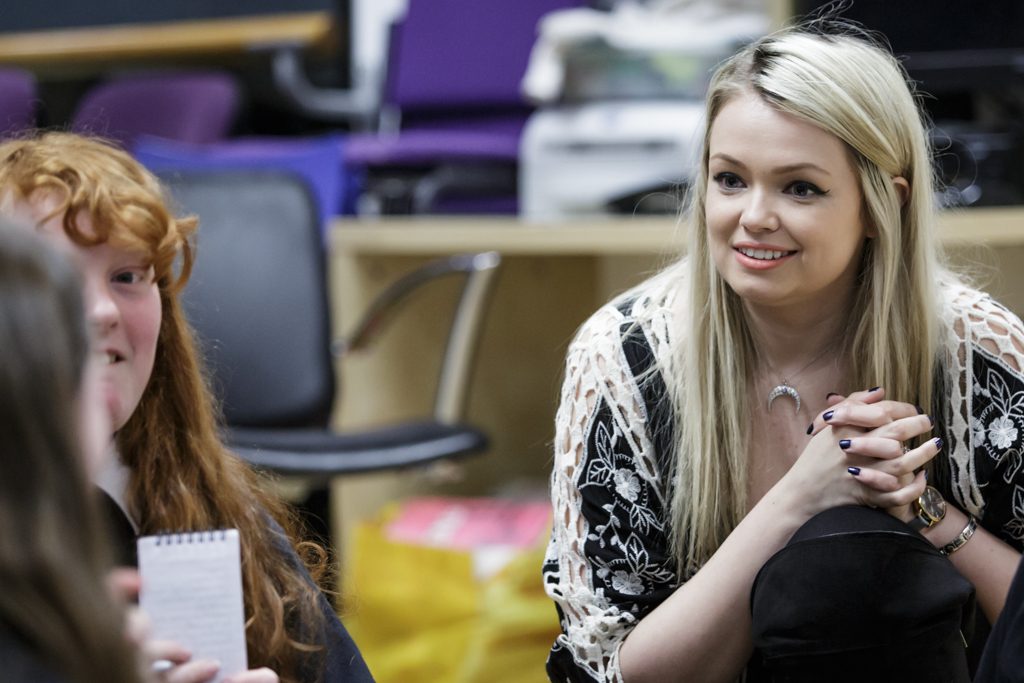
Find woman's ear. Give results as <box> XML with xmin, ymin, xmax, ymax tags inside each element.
<box><xmin>892</xmin><ymin>176</ymin><xmax>910</xmax><ymax>207</ymax></box>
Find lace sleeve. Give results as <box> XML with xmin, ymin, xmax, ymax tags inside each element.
<box><xmin>945</xmin><ymin>288</ymin><xmax>1024</xmax><ymax>548</ymax></box>
<box><xmin>542</xmin><ymin>303</ymin><xmax>679</xmax><ymax>683</ymax></box>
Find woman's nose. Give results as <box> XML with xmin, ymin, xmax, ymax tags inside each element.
<box><xmin>740</xmin><ymin>189</ymin><xmax>780</xmax><ymax>232</ymax></box>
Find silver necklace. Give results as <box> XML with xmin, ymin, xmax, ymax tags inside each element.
<box><xmin>763</xmin><ymin>342</ymin><xmax>837</xmax><ymax>414</ymax></box>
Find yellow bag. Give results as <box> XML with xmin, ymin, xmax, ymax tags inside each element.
<box><xmin>344</xmin><ymin>498</ymin><xmax>556</xmax><ymax>683</ymax></box>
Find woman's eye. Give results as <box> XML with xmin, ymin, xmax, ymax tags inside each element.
<box><xmin>786</xmin><ymin>181</ymin><xmax>826</xmax><ymax>198</ymax></box>
<box><xmin>713</xmin><ymin>172</ymin><xmax>744</xmax><ymax>190</ymax></box>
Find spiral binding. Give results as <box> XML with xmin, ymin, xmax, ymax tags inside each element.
<box><xmin>153</xmin><ymin>529</ymin><xmax>230</xmax><ymax>545</ymax></box>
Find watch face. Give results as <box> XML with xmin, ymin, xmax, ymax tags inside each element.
<box><xmin>919</xmin><ymin>486</ymin><xmax>946</xmax><ymax>520</ymax></box>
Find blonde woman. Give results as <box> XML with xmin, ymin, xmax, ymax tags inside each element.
<box><xmin>544</xmin><ymin>23</ymin><xmax>1024</xmax><ymax>683</ymax></box>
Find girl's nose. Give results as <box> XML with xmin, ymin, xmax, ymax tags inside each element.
<box><xmin>85</xmin><ymin>277</ymin><xmax>119</xmax><ymax>333</ymax></box>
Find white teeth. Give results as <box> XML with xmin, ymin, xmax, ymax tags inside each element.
<box><xmin>739</xmin><ymin>247</ymin><xmax>788</xmax><ymax>261</ymax></box>
<box><xmin>106</xmin><ymin>352</ymin><xmax>117</xmax><ymax>365</ymax></box>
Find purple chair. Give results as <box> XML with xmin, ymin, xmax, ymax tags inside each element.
<box><xmin>72</xmin><ymin>71</ymin><xmax>240</xmax><ymax>150</ymax></box>
<box><xmin>0</xmin><ymin>68</ymin><xmax>37</xmax><ymax>137</ymax></box>
<box><xmin>132</xmin><ymin>133</ymin><xmax>357</xmax><ymax>232</ymax></box>
<box><xmin>344</xmin><ymin>0</ymin><xmax>584</xmax><ymax>214</ymax></box>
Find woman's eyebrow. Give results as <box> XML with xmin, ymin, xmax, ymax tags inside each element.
<box><xmin>771</xmin><ymin>162</ymin><xmax>832</xmax><ymax>177</ymax></box>
<box><xmin>708</xmin><ymin>154</ymin><xmax>831</xmax><ymax>177</ymax></box>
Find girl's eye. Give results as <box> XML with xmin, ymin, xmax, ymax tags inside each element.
<box><xmin>112</xmin><ymin>270</ymin><xmax>146</xmax><ymax>285</ymax></box>
<box><xmin>786</xmin><ymin>181</ymin><xmax>827</xmax><ymax>198</ymax></box>
<box><xmin>712</xmin><ymin>172</ymin><xmax>745</xmax><ymax>190</ymax></box>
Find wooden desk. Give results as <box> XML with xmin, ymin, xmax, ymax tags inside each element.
<box><xmin>0</xmin><ymin>12</ymin><xmax>335</xmax><ymax>74</ymax></box>
<box><xmin>327</xmin><ymin>208</ymin><xmax>1024</xmax><ymax>561</ymax></box>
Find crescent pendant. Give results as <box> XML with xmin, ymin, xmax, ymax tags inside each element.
<box><xmin>767</xmin><ymin>384</ymin><xmax>801</xmax><ymax>414</ymax></box>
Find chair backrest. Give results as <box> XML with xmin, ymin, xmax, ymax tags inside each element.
<box><xmin>385</xmin><ymin>0</ymin><xmax>584</xmax><ymax>115</ymax></box>
<box><xmin>0</xmin><ymin>68</ymin><xmax>36</xmax><ymax>137</ymax></box>
<box><xmin>161</xmin><ymin>169</ymin><xmax>335</xmax><ymax>429</ymax></box>
<box><xmin>73</xmin><ymin>71</ymin><xmax>240</xmax><ymax>150</ymax></box>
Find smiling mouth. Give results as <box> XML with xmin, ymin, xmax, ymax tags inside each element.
<box><xmin>104</xmin><ymin>352</ymin><xmax>125</xmax><ymax>365</ymax></box>
<box><xmin>736</xmin><ymin>247</ymin><xmax>795</xmax><ymax>261</ymax></box>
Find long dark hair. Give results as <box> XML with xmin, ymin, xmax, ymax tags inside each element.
<box><xmin>0</xmin><ymin>227</ymin><xmax>143</xmax><ymax>683</ymax></box>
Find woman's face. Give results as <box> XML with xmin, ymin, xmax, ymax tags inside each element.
<box><xmin>705</xmin><ymin>90</ymin><xmax>870</xmax><ymax>313</ymax></box>
<box><xmin>14</xmin><ymin>196</ymin><xmax>162</xmax><ymax>435</ymax></box>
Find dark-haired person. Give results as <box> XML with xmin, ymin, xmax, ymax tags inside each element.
<box><xmin>0</xmin><ymin>227</ymin><xmax>145</xmax><ymax>683</ymax></box>
<box><xmin>0</xmin><ymin>132</ymin><xmax>374</xmax><ymax>683</ymax></box>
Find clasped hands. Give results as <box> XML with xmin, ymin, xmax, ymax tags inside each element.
<box><xmin>791</xmin><ymin>386</ymin><xmax>938</xmax><ymax>521</ymax></box>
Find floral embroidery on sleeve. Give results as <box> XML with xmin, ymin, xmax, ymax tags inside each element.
<box><xmin>543</xmin><ymin>287</ymin><xmax>680</xmax><ymax>682</ymax></box>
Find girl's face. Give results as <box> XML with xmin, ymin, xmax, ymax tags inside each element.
<box><xmin>15</xmin><ymin>196</ymin><xmax>162</xmax><ymax>436</ymax></box>
<box><xmin>705</xmin><ymin>91</ymin><xmax>870</xmax><ymax>314</ymax></box>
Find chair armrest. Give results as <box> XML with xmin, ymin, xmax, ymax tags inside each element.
<box><xmin>271</xmin><ymin>46</ymin><xmax>378</xmax><ymax>129</ymax></box>
<box><xmin>334</xmin><ymin>251</ymin><xmax>502</xmax><ymax>423</ymax></box>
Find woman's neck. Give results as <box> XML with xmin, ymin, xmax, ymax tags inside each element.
<box><xmin>744</xmin><ymin>301</ymin><xmax>850</xmax><ymax>377</ymax></box>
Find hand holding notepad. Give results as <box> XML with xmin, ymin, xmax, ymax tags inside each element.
<box><xmin>138</xmin><ymin>529</ymin><xmax>248</xmax><ymax>682</ymax></box>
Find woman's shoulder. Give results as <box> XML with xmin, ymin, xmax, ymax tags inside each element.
<box><xmin>570</xmin><ymin>265</ymin><xmax>683</xmax><ymax>361</ymax></box>
<box><xmin>942</xmin><ymin>282</ymin><xmax>1024</xmax><ymax>373</ymax></box>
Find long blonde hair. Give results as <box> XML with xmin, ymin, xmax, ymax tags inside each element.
<box><xmin>664</xmin><ymin>25</ymin><xmax>954</xmax><ymax>576</ymax></box>
<box><xmin>0</xmin><ymin>132</ymin><xmax>329</xmax><ymax>682</ymax></box>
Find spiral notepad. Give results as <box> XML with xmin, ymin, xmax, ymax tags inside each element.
<box><xmin>138</xmin><ymin>529</ymin><xmax>247</xmax><ymax>681</ymax></box>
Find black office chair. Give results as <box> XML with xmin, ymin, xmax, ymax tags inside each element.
<box><xmin>159</xmin><ymin>169</ymin><xmax>499</xmax><ymax>486</ymax></box>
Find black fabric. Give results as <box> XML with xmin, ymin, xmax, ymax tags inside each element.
<box><xmin>619</xmin><ymin>316</ymin><xmax>676</xmax><ymax>496</ymax></box>
<box><xmin>97</xmin><ymin>488</ymin><xmax>138</xmax><ymax>567</ymax></box>
<box><xmin>0</xmin><ymin>622</ymin><xmax>70</xmax><ymax>683</ymax></box>
<box><xmin>751</xmin><ymin>505</ymin><xmax>975</xmax><ymax>683</ymax></box>
<box><xmin>976</xmin><ymin>556</ymin><xmax>1024</xmax><ymax>682</ymax></box>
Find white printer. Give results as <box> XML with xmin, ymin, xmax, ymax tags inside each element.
<box><xmin>519</xmin><ymin>1</ymin><xmax>766</xmax><ymax>219</ymax></box>
<box><xmin>520</xmin><ymin>99</ymin><xmax>703</xmax><ymax>219</ymax></box>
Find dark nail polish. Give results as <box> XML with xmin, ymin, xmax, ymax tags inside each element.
<box><xmin>806</xmin><ymin>423</ymin><xmax>814</xmax><ymax>435</ymax></box>
<box><xmin>848</xmin><ymin>466</ymin><xmax>861</xmax><ymax>476</ymax></box>
<box><xmin>915</xmin><ymin>404</ymin><xmax>924</xmax><ymax>415</ymax></box>
<box><xmin>839</xmin><ymin>439</ymin><xmax>852</xmax><ymax>450</ymax></box>
<box><xmin>924</xmin><ymin>469</ymin><xmax>929</xmax><ymax>481</ymax></box>
<box><xmin>934</xmin><ymin>437</ymin><xmax>943</xmax><ymax>450</ymax></box>
<box><xmin>823</xmin><ymin>410</ymin><xmax>835</xmax><ymax>421</ymax></box>
<box><xmin>927</xmin><ymin>414</ymin><xmax>934</xmax><ymax>426</ymax></box>
<box><xmin>826</xmin><ymin>392</ymin><xmax>839</xmax><ymax>399</ymax></box>
<box><xmin>869</xmin><ymin>386</ymin><xmax>880</xmax><ymax>392</ymax></box>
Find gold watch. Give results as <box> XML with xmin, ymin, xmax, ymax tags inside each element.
<box><xmin>909</xmin><ymin>485</ymin><xmax>946</xmax><ymax>531</ymax></box>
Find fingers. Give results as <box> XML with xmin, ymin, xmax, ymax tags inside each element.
<box><xmin>810</xmin><ymin>400</ymin><xmax>927</xmax><ymax>436</ymax></box>
<box><xmin>163</xmin><ymin>659</ymin><xmax>220</xmax><ymax>683</ymax></box>
<box><xmin>224</xmin><ymin>668</ymin><xmax>280</xmax><ymax>683</ymax></box>
<box><xmin>845</xmin><ymin>436</ymin><xmax>941</xmax><ymax>487</ymax></box>
<box><xmin>841</xmin><ymin>386</ymin><xmax>886</xmax><ymax>405</ymax></box>
<box><xmin>124</xmin><ymin>607</ymin><xmax>151</xmax><ymax>649</ymax></box>
<box><xmin>850</xmin><ymin>469</ymin><xmax>928</xmax><ymax>509</ymax></box>
<box><xmin>106</xmin><ymin>567</ymin><xmax>141</xmax><ymax>604</ymax></box>
<box><xmin>841</xmin><ymin>434</ymin><xmax>942</xmax><ymax>465</ymax></box>
<box><xmin>143</xmin><ymin>639</ymin><xmax>192</xmax><ymax>666</ymax></box>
